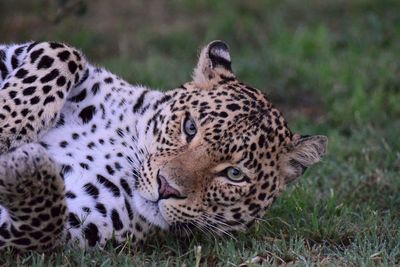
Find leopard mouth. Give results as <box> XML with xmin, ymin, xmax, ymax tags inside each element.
<box><xmin>156</xmin><ymin>172</ymin><xmax>185</xmax><ymax>200</ymax></box>
<box><xmin>133</xmin><ymin>169</ymin><xmax>186</xmax><ymax>229</ymax></box>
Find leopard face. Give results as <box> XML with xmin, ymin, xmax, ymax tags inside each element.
<box><xmin>134</xmin><ymin>41</ymin><xmax>328</xmax><ymax>235</ymax></box>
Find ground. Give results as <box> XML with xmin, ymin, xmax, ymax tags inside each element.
<box><xmin>0</xmin><ymin>0</ymin><xmax>399</xmax><ymax>266</ymax></box>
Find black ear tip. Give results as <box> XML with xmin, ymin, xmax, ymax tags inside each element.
<box><xmin>207</xmin><ymin>40</ymin><xmax>232</xmax><ymax>70</ymax></box>
<box><xmin>208</xmin><ymin>40</ymin><xmax>229</xmax><ymax>54</ymax></box>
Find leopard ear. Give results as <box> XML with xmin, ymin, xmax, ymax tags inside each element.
<box><xmin>280</xmin><ymin>135</ymin><xmax>328</xmax><ymax>184</ymax></box>
<box><xmin>192</xmin><ymin>40</ymin><xmax>235</xmax><ymax>88</ymax></box>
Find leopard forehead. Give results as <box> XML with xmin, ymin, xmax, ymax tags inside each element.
<box><xmin>164</xmin><ymin>79</ymin><xmax>292</xmax><ymax>154</ymax></box>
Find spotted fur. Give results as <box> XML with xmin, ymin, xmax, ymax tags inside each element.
<box><xmin>0</xmin><ymin>41</ymin><xmax>327</xmax><ymax>251</ymax></box>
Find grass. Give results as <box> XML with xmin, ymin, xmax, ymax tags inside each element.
<box><xmin>1</xmin><ymin>0</ymin><xmax>400</xmax><ymax>265</ymax></box>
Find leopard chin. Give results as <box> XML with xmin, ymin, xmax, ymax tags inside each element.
<box><xmin>133</xmin><ymin>193</ymin><xmax>169</xmax><ymax>229</ymax></box>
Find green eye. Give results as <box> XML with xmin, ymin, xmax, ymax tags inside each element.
<box><xmin>183</xmin><ymin>117</ymin><xmax>197</xmax><ymax>138</ymax></box>
<box><xmin>226</xmin><ymin>167</ymin><xmax>245</xmax><ymax>181</ymax></box>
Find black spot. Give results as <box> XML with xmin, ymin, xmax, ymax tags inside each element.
<box><xmin>106</xmin><ymin>165</ymin><xmax>115</xmax><ymax>175</ymax></box>
<box><xmin>49</xmin><ymin>42</ymin><xmax>64</xmax><ymax>49</ymax></box>
<box><xmin>0</xmin><ymin>49</ymin><xmax>5</xmax><ymax>61</ymax></box>
<box><xmin>42</xmin><ymin>85</ymin><xmax>52</xmax><ymax>94</ymax></box>
<box><xmin>73</xmin><ymin>50</ymin><xmax>81</xmax><ymax>60</ymax></box>
<box><xmin>57</xmin><ymin>50</ymin><xmax>70</xmax><ymax>62</ymax></box>
<box><xmin>40</xmin><ymin>69</ymin><xmax>59</xmax><ymax>83</ymax></box>
<box><xmin>153</xmin><ymin>95</ymin><xmax>172</xmax><ymax>110</ymax></box>
<box><xmin>11</xmin><ymin>55</ymin><xmax>18</xmax><ymax>69</ymax></box>
<box><xmin>39</xmin><ymin>142</ymin><xmax>49</xmax><ymax>149</ymax></box>
<box><xmin>84</xmin><ymin>223</ymin><xmax>100</xmax><ymax>247</ymax></box>
<box><xmin>68</xmin><ymin>89</ymin><xmax>87</xmax><ymax>103</ymax></box>
<box><xmin>84</xmin><ymin>183</ymin><xmax>99</xmax><ymax>199</ymax></box>
<box><xmin>95</xmin><ymin>203</ymin><xmax>107</xmax><ymax>216</ymax></box>
<box><xmin>96</xmin><ymin>174</ymin><xmax>120</xmax><ymax>197</ymax></box>
<box><xmin>12</xmin><ymin>238</ymin><xmax>31</xmax><ymax>246</ymax></box>
<box><xmin>51</xmin><ymin>206</ymin><xmax>62</xmax><ymax>217</ymax></box>
<box><xmin>104</xmin><ymin>77</ymin><xmax>113</xmax><ymax>83</ymax></box>
<box><xmin>65</xmin><ymin>191</ymin><xmax>76</xmax><ymax>198</ymax></box>
<box><xmin>56</xmin><ymin>76</ymin><xmax>66</xmax><ymax>86</ymax></box>
<box><xmin>111</xmin><ymin>209</ymin><xmax>123</xmax><ymax>231</ymax></box>
<box><xmin>37</xmin><ymin>55</ymin><xmax>54</xmax><ymax>69</ymax></box>
<box><xmin>258</xmin><ymin>193</ymin><xmax>266</xmax><ymax>201</ymax></box>
<box><xmin>0</xmin><ymin>61</ymin><xmax>7</xmax><ymax>80</ymax></box>
<box><xmin>116</xmin><ymin>128</ymin><xmax>124</xmax><ymax>137</ymax></box>
<box><xmin>42</xmin><ymin>223</ymin><xmax>55</xmax><ymax>232</ymax></box>
<box><xmin>59</xmin><ymin>141</ymin><xmax>68</xmax><ymax>148</ymax></box>
<box><xmin>15</xmin><ymin>68</ymin><xmax>28</xmax><ymax>79</ymax></box>
<box><xmin>87</xmin><ymin>142</ymin><xmax>96</xmax><ymax>149</ymax></box>
<box><xmin>226</xmin><ymin>103</ymin><xmax>241</xmax><ymax>111</ymax></box>
<box><xmin>8</xmin><ymin>91</ymin><xmax>17</xmax><ymax>99</ymax></box>
<box><xmin>10</xmin><ymin>225</ymin><xmax>24</xmax><ymax>238</ymax></box>
<box><xmin>75</xmin><ymin>68</ymin><xmax>89</xmax><ymax>86</ymax></box>
<box><xmin>30</xmin><ymin>48</ymin><xmax>44</xmax><ymax>64</ymax></box>
<box><xmin>124</xmin><ymin>197</ymin><xmax>133</xmax><ymax>220</ymax></box>
<box><xmin>15</xmin><ymin>46</ymin><xmax>25</xmax><ymax>56</ymax></box>
<box><xmin>82</xmin><ymin>207</ymin><xmax>91</xmax><ymax>213</ymax></box>
<box><xmin>29</xmin><ymin>231</ymin><xmax>43</xmax><ymax>240</ymax></box>
<box><xmin>80</xmin><ymin>162</ymin><xmax>89</xmax><ymax>170</ymax></box>
<box><xmin>68</xmin><ymin>61</ymin><xmax>78</xmax><ymax>73</ymax></box>
<box><xmin>27</xmin><ymin>42</ymin><xmax>39</xmax><ymax>52</ymax></box>
<box><xmin>135</xmin><ymin>223</ymin><xmax>143</xmax><ymax>232</ymax></box>
<box><xmin>68</xmin><ymin>213</ymin><xmax>81</xmax><ymax>228</ymax></box>
<box><xmin>219</xmin><ymin>111</ymin><xmax>228</xmax><ymax>118</ymax></box>
<box><xmin>79</xmin><ymin>105</ymin><xmax>96</xmax><ymax>123</ymax></box>
<box><xmin>22</xmin><ymin>86</ymin><xmax>36</xmax><ymax>96</ymax></box>
<box><xmin>21</xmin><ymin>108</ymin><xmax>30</xmax><ymax>117</ymax></box>
<box><xmin>132</xmin><ymin>91</ymin><xmax>148</xmax><ymax>113</ymax></box>
<box><xmin>120</xmin><ymin>179</ymin><xmax>132</xmax><ymax>197</ymax></box>
<box><xmin>91</xmin><ymin>82</ymin><xmax>100</xmax><ymax>95</ymax></box>
<box><xmin>31</xmin><ymin>218</ymin><xmax>41</xmax><ymax>227</ymax></box>
<box><xmin>30</xmin><ymin>96</ymin><xmax>40</xmax><ymax>105</ymax></box>
<box><xmin>0</xmin><ymin>224</ymin><xmax>11</xmax><ymax>239</ymax></box>
<box><xmin>56</xmin><ymin>114</ymin><xmax>65</xmax><ymax>127</ymax></box>
<box><xmin>39</xmin><ymin>236</ymin><xmax>51</xmax><ymax>244</ymax></box>
<box><xmin>43</xmin><ymin>96</ymin><xmax>56</xmax><ymax>105</ymax></box>
<box><xmin>56</xmin><ymin>91</ymin><xmax>64</xmax><ymax>99</ymax></box>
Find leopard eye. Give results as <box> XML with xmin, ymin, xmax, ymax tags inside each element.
<box><xmin>183</xmin><ymin>116</ymin><xmax>197</xmax><ymax>140</ymax></box>
<box><xmin>226</xmin><ymin>167</ymin><xmax>245</xmax><ymax>182</ymax></box>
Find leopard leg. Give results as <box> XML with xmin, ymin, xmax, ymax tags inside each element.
<box><xmin>0</xmin><ymin>143</ymin><xmax>66</xmax><ymax>251</ymax></box>
<box><xmin>0</xmin><ymin>42</ymin><xmax>86</xmax><ymax>154</ymax></box>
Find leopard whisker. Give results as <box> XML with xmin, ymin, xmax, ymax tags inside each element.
<box><xmin>198</xmin><ymin>215</ymin><xmax>237</xmax><ymax>241</ymax></box>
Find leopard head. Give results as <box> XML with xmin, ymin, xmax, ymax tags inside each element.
<box><xmin>134</xmin><ymin>41</ymin><xmax>328</xmax><ymax>235</ymax></box>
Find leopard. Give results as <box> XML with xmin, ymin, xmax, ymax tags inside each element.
<box><xmin>0</xmin><ymin>40</ymin><xmax>328</xmax><ymax>251</ymax></box>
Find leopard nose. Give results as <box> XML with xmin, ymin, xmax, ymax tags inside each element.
<box><xmin>157</xmin><ymin>173</ymin><xmax>183</xmax><ymax>200</ymax></box>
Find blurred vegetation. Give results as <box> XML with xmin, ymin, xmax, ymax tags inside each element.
<box><xmin>0</xmin><ymin>0</ymin><xmax>400</xmax><ymax>266</ymax></box>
